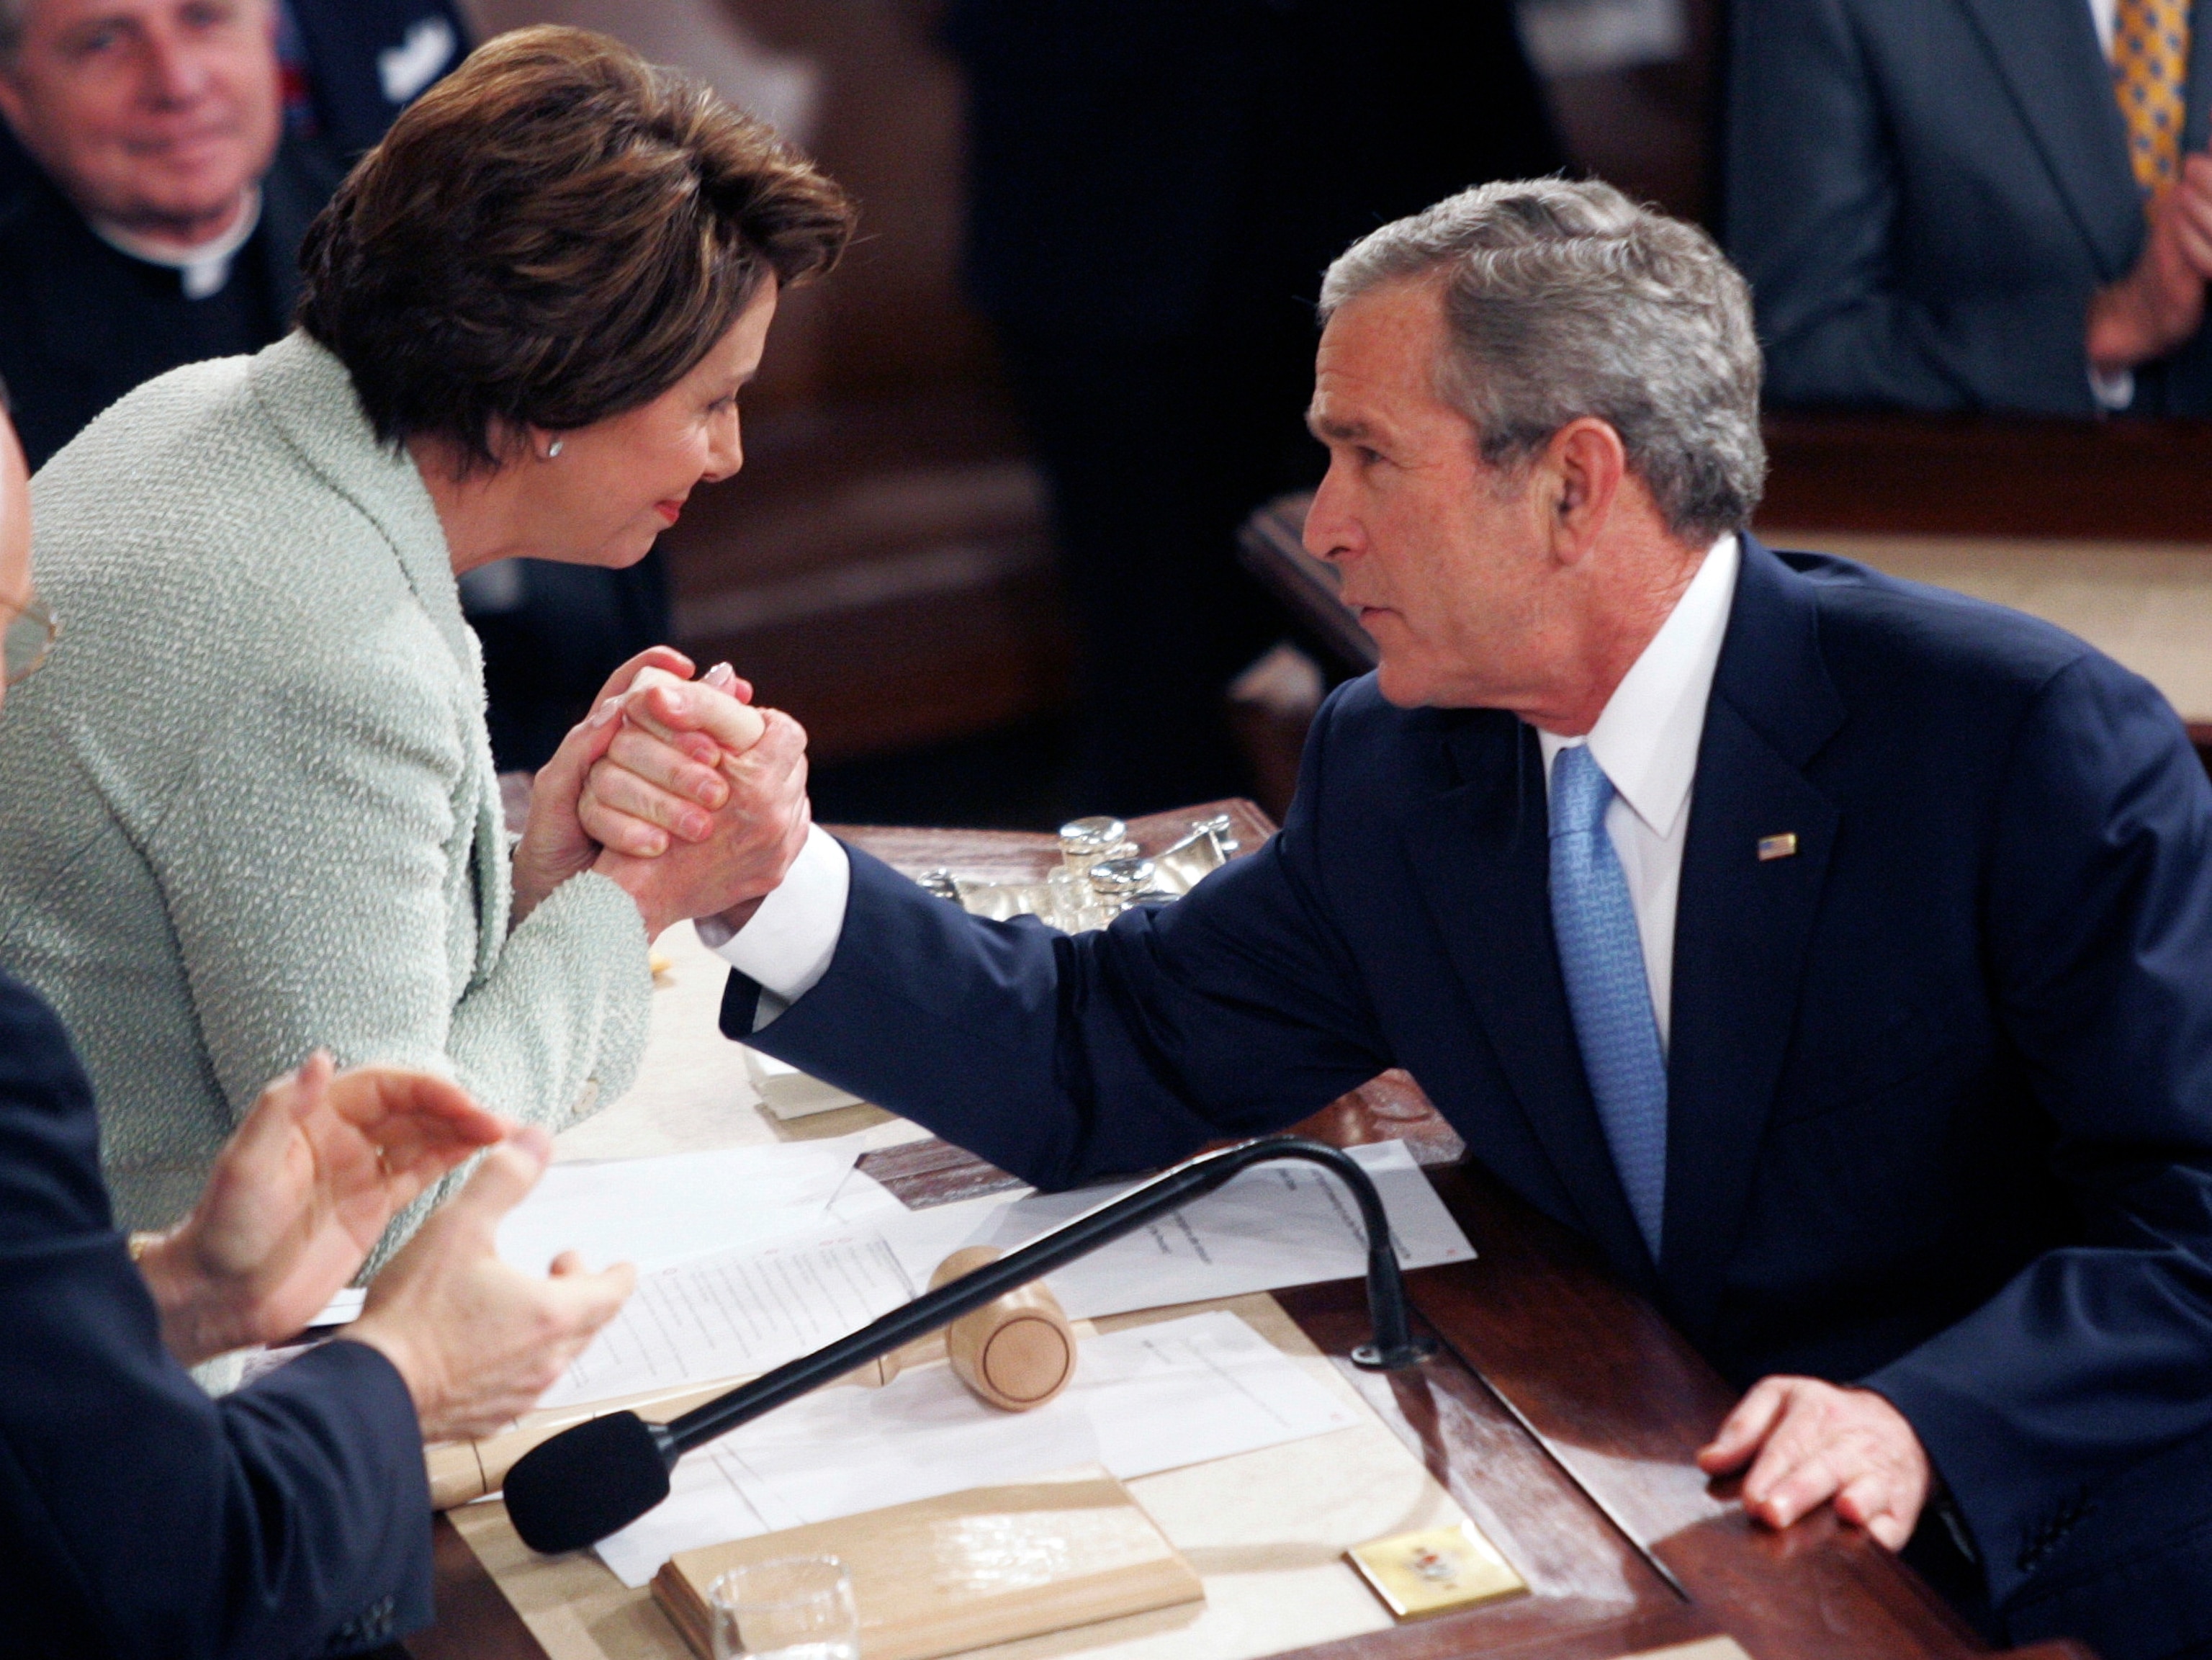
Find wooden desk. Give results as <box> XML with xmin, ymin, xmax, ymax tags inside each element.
<box><xmin>407</xmin><ymin>804</ymin><xmax>2088</xmax><ymax>1660</ymax></box>
<box><xmin>1758</xmin><ymin>413</ymin><xmax>2212</xmax><ymax>542</ymax></box>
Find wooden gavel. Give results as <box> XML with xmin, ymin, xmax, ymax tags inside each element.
<box><xmin>428</xmin><ymin>1247</ymin><xmax>1082</xmax><ymax>1510</ymax></box>
<box><xmin>916</xmin><ymin>1244</ymin><xmax>1078</xmax><ymax>1407</ymax></box>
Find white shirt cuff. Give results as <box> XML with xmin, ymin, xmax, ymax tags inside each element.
<box><xmin>2090</xmin><ymin>362</ymin><xmax>2136</xmax><ymax>411</ymax></box>
<box><xmin>697</xmin><ymin>824</ymin><xmax>850</xmax><ymax>1026</ymax></box>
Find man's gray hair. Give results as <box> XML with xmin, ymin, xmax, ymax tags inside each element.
<box><xmin>1320</xmin><ymin>178</ymin><xmax>1765</xmax><ymax>541</ymax></box>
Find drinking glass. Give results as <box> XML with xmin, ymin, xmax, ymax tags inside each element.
<box><xmin>707</xmin><ymin>1556</ymin><xmax>860</xmax><ymax>1660</ymax></box>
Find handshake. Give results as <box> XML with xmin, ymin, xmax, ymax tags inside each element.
<box><xmin>511</xmin><ymin>647</ymin><xmax>814</xmax><ymax>942</ymax></box>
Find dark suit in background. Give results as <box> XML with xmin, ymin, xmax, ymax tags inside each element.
<box><xmin>0</xmin><ymin>1</ymin><xmax>466</xmax><ymax>216</ymax></box>
<box><xmin>731</xmin><ymin>539</ymin><xmax>2212</xmax><ymax>1659</ymax></box>
<box><xmin>0</xmin><ymin>142</ymin><xmax>336</xmax><ymax>472</ymax></box>
<box><xmin>284</xmin><ymin>0</ymin><xmax>467</xmax><ymax>162</ymax></box>
<box><xmin>0</xmin><ymin>973</ymin><xmax>431</xmax><ymax>1658</ymax></box>
<box><xmin>945</xmin><ymin>0</ymin><xmax>1561</xmax><ymax>812</ymax></box>
<box><xmin>1727</xmin><ymin>0</ymin><xmax>2212</xmax><ymax>414</ymax></box>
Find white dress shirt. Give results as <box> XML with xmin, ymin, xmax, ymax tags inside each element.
<box><xmin>698</xmin><ymin>822</ymin><xmax>851</xmax><ymax>1024</ymax></box>
<box><xmin>2090</xmin><ymin>0</ymin><xmax>2118</xmax><ymax>58</ymax></box>
<box><xmin>711</xmin><ymin>534</ymin><xmax>1743</xmax><ymax>1044</ymax></box>
<box><xmin>1537</xmin><ymin>532</ymin><xmax>1739</xmax><ymax>1052</ymax></box>
<box><xmin>2084</xmin><ymin>0</ymin><xmax>2139</xmax><ymax>410</ymax></box>
<box><xmin>91</xmin><ymin>187</ymin><xmax>264</xmax><ymax>302</ymax></box>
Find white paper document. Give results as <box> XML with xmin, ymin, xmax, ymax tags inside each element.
<box><xmin>594</xmin><ymin>1309</ymin><xmax>1362</xmax><ymax>1587</ymax></box>
<box><xmin>537</xmin><ymin>1226</ymin><xmax>915</xmax><ymax>1411</ymax></box>
<box><xmin>494</xmin><ymin>1138</ymin><xmax>871</xmax><ymax>1279</ymax></box>
<box><xmin>878</xmin><ymin>1138</ymin><xmax>1473</xmax><ymax>1320</ymax></box>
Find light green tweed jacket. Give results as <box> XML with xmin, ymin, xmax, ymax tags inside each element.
<box><xmin>0</xmin><ymin>331</ymin><xmax>653</xmax><ymax>1242</ymax></box>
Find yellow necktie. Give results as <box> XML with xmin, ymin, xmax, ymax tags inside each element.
<box><xmin>2115</xmin><ymin>0</ymin><xmax>2192</xmax><ymax>195</ymax></box>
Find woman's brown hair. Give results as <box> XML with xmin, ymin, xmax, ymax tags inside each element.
<box><xmin>297</xmin><ymin>25</ymin><xmax>853</xmax><ymax>466</ymax></box>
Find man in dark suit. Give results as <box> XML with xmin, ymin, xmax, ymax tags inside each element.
<box><xmin>593</xmin><ymin>179</ymin><xmax>2212</xmax><ymax>1659</ymax></box>
<box><xmin>0</xmin><ymin>0</ymin><xmax>468</xmax><ymax>470</ymax></box>
<box><xmin>0</xmin><ymin>0</ymin><xmax>342</xmax><ymax>470</ymax></box>
<box><xmin>0</xmin><ymin>391</ymin><xmax>631</xmax><ymax>1657</ymax></box>
<box><xmin>1729</xmin><ymin>0</ymin><xmax>2212</xmax><ymax>416</ymax></box>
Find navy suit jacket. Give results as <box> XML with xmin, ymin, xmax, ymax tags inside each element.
<box><xmin>1727</xmin><ymin>0</ymin><xmax>2212</xmax><ymax>416</ymax></box>
<box><xmin>0</xmin><ymin>974</ymin><xmax>432</xmax><ymax>1657</ymax></box>
<box><xmin>730</xmin><ymin>539</ymin><xmax>2212</xmax><ymax>1658</ymax></box>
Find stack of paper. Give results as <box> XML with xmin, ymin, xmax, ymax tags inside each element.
<box><xmin>536</xmin><ymin>1228</ymin><xmax>914</xmax><ymax>1411</ymax></box>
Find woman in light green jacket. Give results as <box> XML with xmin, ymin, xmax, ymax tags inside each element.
<box><xmin>0</xmin><ymin>27</ymin><xmax>848</xmax><ymax>1244</ymax></box>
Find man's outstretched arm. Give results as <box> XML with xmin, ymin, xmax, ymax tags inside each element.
<box><xmin>705</xmin><ymin>698</ymin><xmax>1399</xmax><ymax>1190</ymax></box>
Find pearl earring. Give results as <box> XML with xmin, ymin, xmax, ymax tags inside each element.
<box><xmin>546</xmin><ymin>439</ymin><xmax>564</xmax><ymax>459</ymax></box>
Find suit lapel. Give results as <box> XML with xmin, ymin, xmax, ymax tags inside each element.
<box><xmin>1956</xmin><ymin>0</ymin><xmax>2144</xmax><ymax>279</ymax></box>
<box><xmin>1401</xmin><ymin>712</ymin><xmax>1661</xmax><ymax>1294</ymax></box>
<box><xmin>1661</xmin><ymin>539</ymin><xmax>1844</xmax><ymax>1340</ymax></box>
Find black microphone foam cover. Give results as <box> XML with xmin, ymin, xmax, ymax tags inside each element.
<box><xmin>503</xmin><ymin>1412</ymin><xmax>675</xmax><ymax>1555</ymax></box>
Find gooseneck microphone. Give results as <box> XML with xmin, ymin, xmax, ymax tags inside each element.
<box><xmin>502</xmin><ymin>1136</ymin><xmax>1439</xmax><ymax>1553</ymax></box>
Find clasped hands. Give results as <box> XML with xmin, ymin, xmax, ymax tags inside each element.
<box><xmin>511</xmin><ymin>647</ymin><xmax>810</xmax><ymax>941</ymax></box>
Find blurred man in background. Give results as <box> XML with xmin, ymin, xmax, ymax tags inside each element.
<box><xmin>0</xmin><ymin>0</ymin><xmax>466</xmax><ymax>469</ymax></box>
<box><xmin>1731</xmin><ymin>0</ymin><xmax>2212</xmax><ymax>416</ymax></box>
<box><xmin>947</xmin><ymin>0</ymin><xmax>1561</xmax><ymax>813</ymax></box>
<box><xmin>0</xmin><ymin>0</ymin><xmax>662</xmax><ymax>774</ymax></box>
<box><xmin>0</xmin><ymin>0</ymin><xmax>335</xmax><ymax>470</ymax></box>
<box><xmin>0</xmin><ymin>0</ymin><xmax>462</xmax><ymax>208</ymax></box>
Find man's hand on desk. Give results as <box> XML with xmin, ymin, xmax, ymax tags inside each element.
<box><xmin>581</xmin><ymin>673</ymin><xmax>814</xmax><ymax>939</ymax></box>
<box><xmin>138</xmin><ymin>1054</ymin><xmax>507</xmax><ymax>1365</ymax></box>
<box><xmin>347</xmin><ymin>1126</ymin><xmax>636</xmax><ymax>1442</ymax></box>
<box><xmin>1696</xmin><ymin>1376</ymin><xmax>1930</xmax><ymax>1550</ymax></box>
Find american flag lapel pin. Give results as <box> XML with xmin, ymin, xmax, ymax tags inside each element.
<box><xmin>1757</xmin><ymin>833</ymin><xmax>1799</xmax><ymax>862</ymax></box>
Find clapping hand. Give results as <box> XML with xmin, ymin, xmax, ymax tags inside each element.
<box><xmin>138</xmin><ymin>1052</ymin><xmax>507</xmax><ymax>1365</ymax></box>
<box><xmin>346</xmin><ymin>1126</ymin><xmax>635</xmax><ymax>1441</ymax></box>
<box><xmin>2090</xmin><ymin>150</ymin><xmax>2212</xmax><ymax>372</ymax></box>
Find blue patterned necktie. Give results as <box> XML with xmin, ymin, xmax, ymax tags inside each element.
<box><xmin>1548</xmin><ymin>743</ymin><xmax>1668</xmax><ymax>1260</ymax></box>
